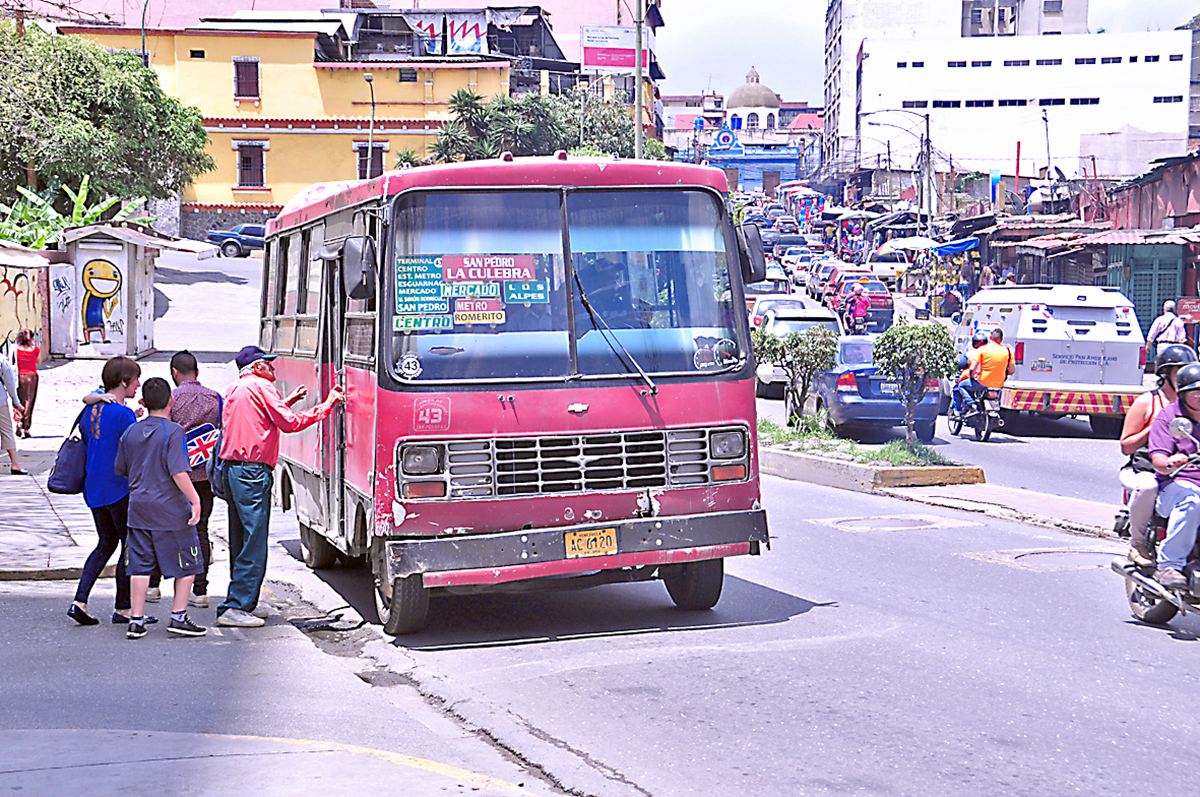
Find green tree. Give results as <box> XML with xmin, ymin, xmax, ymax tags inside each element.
<box><xmin>1176</xmin><ymin>13</ymin><xmax>1200</xmax><ymax>30</ymax></box>
<box><xmin>0</xmin><ymin>23</ymin><xmax>214</xmax><ymax>208</ymax></box>
<box><xmin>393</xmin><ymin>149</ymin><xmax>422</xmax><ymax>169</ymax></box>
<box><xmin>752</xmin><ymin>324</ymin><xmax>838</xmax><ymax>426</ymax></box>
<box><xmin>0</xmin><ymin>175</ymin><xmax>154</xmax><ymax>248</ymax></box>
<box><xmin>871</xmin><ymin>319</ymin><xmax>958</xmax><ymax>449</ymax></box>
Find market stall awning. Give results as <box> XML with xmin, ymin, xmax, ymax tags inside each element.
<box><xmin>881</xmin><ymin>236</ymin><xmax>938</xmax><ymax>253</ymax></box>
<box><xmin>931</xmin><ymin>237</ymin><xmax>979</xmax><ymax>256</ymax></box>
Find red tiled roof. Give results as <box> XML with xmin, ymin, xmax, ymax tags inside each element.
<box><xmin>183</xmin><ymin>202</ymin><xmax>283</xmax><ymax>212</ymax></box>
<box><xmin>787</xmin><ymin>112</ymin><xmax>824</xmax><ymax>131</ymax></box>
<box><xmin>672</xmin><ymin>113</ymin><xmax>701</xmax><ymax>130</ymax></box>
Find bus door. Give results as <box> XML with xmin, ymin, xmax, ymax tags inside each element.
<box><xmin>320</xmin><ymin>249</ymin><xmax>346</xmax><ymax>549</ymax></box>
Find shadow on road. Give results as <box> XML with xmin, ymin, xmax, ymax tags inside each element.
<box><xmin>278</xmin><ymin>540</ymin><xmax>825</xmax><ymax>650</ymax></box>
<box><xmin>156</xmin><ymin>266</ymin><xmax>249</xmax><ymax>286</ymax></box>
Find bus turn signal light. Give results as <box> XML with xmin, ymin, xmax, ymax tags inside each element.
<box><xmin>406</xmin><ymin>482</ymin><xmax>446</xmax><ymax>499</ymax></box>
<box><xmin>712</xmin><ymin>465</ymin><xmax>746</xmax><ymax>482</ymax></box>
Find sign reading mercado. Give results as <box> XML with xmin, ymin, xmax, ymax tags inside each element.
<box><xmin>580</xmin><ymin>25</ymin><xmax>655</xmax><ymax>73</ymax></box>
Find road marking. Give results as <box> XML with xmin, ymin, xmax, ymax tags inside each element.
<box><xmin>807</xmin><ymin>513</ymin><xmax>983</xmax><ymax>532</ymax></box>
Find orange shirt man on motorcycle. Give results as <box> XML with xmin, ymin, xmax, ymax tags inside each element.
<box><xmin>973</xmin><ymin>328</ymin><xmax>1015</xmax><ymax>389</ymax></box>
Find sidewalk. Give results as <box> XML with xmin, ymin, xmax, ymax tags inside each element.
<box><xmin>880</xmin><ymin>482</ymin><xmax>1118</xmax><ymax>537</ymax></box>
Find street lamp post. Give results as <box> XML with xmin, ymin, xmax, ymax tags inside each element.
<box><xmin>140</xmin><ymin>0</ymin><xmax>151</xmax><ymax>67</ymax></box>
<box><xmin>634</xmin><ymin>0</ymin><xmax>644</xmax><ymax>159</ymax></box>
<box><xmin>364</xmin><ymin>73</ymin><xmax>376</xmax><ymax>178</ymax></box>
<box><xmin>863</xmin><ymin>109</ymin><xmax>934</xmax><ymax>237</ymax></box>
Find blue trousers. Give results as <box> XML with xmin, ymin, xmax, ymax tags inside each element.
<box><xmin>218</xmin><ymin>462</ymin><xmax>274</xmax><ymax>616</ymax></box>
<box><xmin>1155</xmin><ymin>479</ymin><xmax>1200</xmax><ymax>571</ymax></box>
<box><xmin>952</xmin><ymin>379</ymin><xmax>986</xmax><ymax>412</ymax></box>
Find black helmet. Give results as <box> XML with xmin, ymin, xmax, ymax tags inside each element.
<box><xmin>971</xmin><ymin>331</ymin><xmax>988</xmax><ymax>347</ymax></box>
<box><xmin>1156</xmin><ymin>344</ymin><xmax>1197</xmax><ymax>374</ymax></box>
<box><xmin>1175</xmin><ymin>362</ymin><xmax>1200</xmax><ymax>395</ymax></box>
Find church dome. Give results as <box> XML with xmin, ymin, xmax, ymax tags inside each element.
<box><xmin>728</xmin><ymin>68</ymin><xmax>780</xmax><ymax>109</ymax></box>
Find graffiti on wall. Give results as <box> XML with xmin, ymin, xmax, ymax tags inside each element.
<box><xmin>80</xmin><ymin>258</ymin><xmax>123</xmax><ymax>344</ymax></box>
<box><xmin>0</xmin><ymin>265</ymin><xmax>42</xmax><ymax>347</ymax></box>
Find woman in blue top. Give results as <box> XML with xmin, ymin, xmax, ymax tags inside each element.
<box><xmin>68</xmin><ymin>357</ymin><xmax>142</xmax><ymax>625</ymax></box>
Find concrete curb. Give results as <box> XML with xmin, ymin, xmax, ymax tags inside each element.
<box><xmin>759</xmin><ymin>447</ymin><xmax>986</xmax><ymax>493</ymax></box>
<box><xmin>0</xmin><ymin>563</ymin><xmax>113</xmax><ymax>582</ymax></box>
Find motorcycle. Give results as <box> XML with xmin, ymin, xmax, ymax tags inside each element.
<box><xmin>1112</xmin><ymin>415</ymin><xmax>1200</xmax><ymax>625</ymax></box>
<box><xmin>947</xmin><ymin>386</ymin><xmax>1002</xmax><ymax>442</ymax></box>
<box><xmin>844</xmin><ymin>312</ymin><xmax>868</xmax><ymax>335</ymax></box>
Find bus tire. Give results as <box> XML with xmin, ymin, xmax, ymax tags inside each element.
<box><xmin>375</xmin><ymin>574</ymin><xmax>429</xmax><ymax>635</ymax></box>
<box><xmin>300</xmin><ymin>523</ymin><xmax>338</xmax><ymax>570</ymax></box>
<box><xmin>662</xmin><ymin>558</ymin><xmax>723</xmax><ymax>610</ymax></box>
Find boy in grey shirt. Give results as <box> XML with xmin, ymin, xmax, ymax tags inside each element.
<box><xmin>115</xmin><ymin>378</ymin><xmax>205</xmax><ymax>638</ymax></box>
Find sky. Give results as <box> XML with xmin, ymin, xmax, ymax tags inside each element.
<box><xmin>656</xmin><ymin>1</ymin><xmax>1200</xmax><ymax>103</ymax></box>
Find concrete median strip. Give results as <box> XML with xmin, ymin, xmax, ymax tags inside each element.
<box><xmin>758</xmin><ymin>446</ymin><xmax>986</xmax><ymax>493</ymax></box>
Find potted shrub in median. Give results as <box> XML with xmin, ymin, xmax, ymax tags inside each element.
<box><xmin>871</xmin><ymin>319</ymin><xmax>959</xmax><ymax>450</ymax></box>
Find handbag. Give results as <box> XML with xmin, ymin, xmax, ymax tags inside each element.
<box><xmin>47</xmin><ymin>408</ymin><xmax>89</xmax><ymax>494</ymax></box>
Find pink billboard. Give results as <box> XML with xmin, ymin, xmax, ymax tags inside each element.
<box><xmin>580</xmin><ymin>25</ymin><xmax>654</xmax><ymax>73</ymax></box>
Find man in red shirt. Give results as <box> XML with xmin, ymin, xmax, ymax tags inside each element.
<box><xmin>216</xmin><ymin>346</ymin><xmax>343</xmax><ymax>627</ymax></box>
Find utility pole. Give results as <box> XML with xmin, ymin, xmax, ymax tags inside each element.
<box><xmin>924</xmin><ymin>112</ymin><xmax>933</xmax><ymax>237</ymax></box>
<box><xmin>634</xmin><ymin>0</ymin><xmax>644</xmax><ymax>159</ymax></box>
<box><xmin>1042</xmin><ymin>109</ymin><xmax>1052</xmax><ymax>184</ymax></box>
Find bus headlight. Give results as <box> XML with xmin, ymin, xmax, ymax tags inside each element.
<box><xmin>710</xmin><ymin>430</ymin><xmax>746</xmax><ymax>460</ymax></box>
<box><xmin>401</xmin><ymin>445</ymin><xmax>442</xmax><ymax>475</ymax></box>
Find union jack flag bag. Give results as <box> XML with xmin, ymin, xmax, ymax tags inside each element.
<box><xmin>185</xmin><ymin>423</ymin><xmax>220</xmax><ymax>469</ymax></box>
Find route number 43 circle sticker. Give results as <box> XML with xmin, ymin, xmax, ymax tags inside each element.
<box><xmin>399</xmin><ymin>352</ymin><xmax>423</xmax><ymax>378</ymax></box>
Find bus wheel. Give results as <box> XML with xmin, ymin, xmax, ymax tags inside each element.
<box><xmin>374</xmin><ymin>574</ymin><xmax>429</xmax><ymax>635</ymax></box>
<box><xmin>300</xmin><ymin>523</ymin><xmax>338</xmax><ymax>570</ymax></box>
<box><xmin>662</xmin><ymin>558</ymin><xmax>723</xmax><ymax>610</ymax></box>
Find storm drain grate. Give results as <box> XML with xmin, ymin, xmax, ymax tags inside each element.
<box><xmin>959</xmin><ymin>548</ymin><xmax>1123</xmax><ymax>572</ymax></box>
<box><xmin>810</xmin><ymin>514</ymin><xmax>983</xmax><ymax>533</ymax></box>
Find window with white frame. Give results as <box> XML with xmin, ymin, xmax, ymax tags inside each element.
<box><xmin>234</xmin><ymin>140</ymin><xmax>268</xmax><ymax>187</ymax></box>
<box><xmin>233</xmin><ymin>57</ymin><xmax>261</xmax><ymax>98</ymax></box>
<box><xmin>354</xmin><ymin>141</ymin><xmax>388</xmax><ymax>179</ymax></box>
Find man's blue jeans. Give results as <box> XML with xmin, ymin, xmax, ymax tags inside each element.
<box><xmin>952</xmin><ymin>379</ymin><xmax>986</xmax><ymax>413</ymax></box>
<box><xmin>1155</xmin><ymin>479</ymin><xmax>1200</xmax><ymax>571</ymax></box>
<box><xmin>219</xmin><ymin>462</ymin><xmax>274</xmax><ymax>616</ymax></box>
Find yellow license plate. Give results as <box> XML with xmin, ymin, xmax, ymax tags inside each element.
<box><xmin>565</xmin><ymin>528</ymin><xmax>618</xmax><ymax>559</ymax></box>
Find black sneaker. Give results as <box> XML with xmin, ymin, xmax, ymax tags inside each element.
<box><xmin>167</xmin><ymin>615</ymin><xmax>207</xmax><ymax>637</ymax></box>
<box><xmin>127</xmin><ymin>621</ymin><xmax>147</xmax><ymax>640</ymax></box>
<box><xmin>1156</xmin><ymin>568</ymin><xmax>1187</xmax><ymax>590</ymax></box>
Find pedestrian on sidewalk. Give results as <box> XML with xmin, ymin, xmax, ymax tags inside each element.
<box><xmin>68</xmin><ymin>356</ymin><xmax>151</xmax><ymax>626</ymax></box>
<box><xmin>1147</xmin><ymin>301</ymin><xmax>1188</xmax><ymax>363</ymax></box>
<box><xmin>0</xmin><ymin>354</ymin><xmax>25</xmax><ymax>475</ymax></box>
<box><xmin>980</xmin><ymin>264</ymin><xmax>995</xmax><ymax>290</ymax></box>
<box><xmin>215</xmin><ymin>346</ymin><xmax>343</xmax><ymax>628</ymax></box>
<box><xmin>144</xmin><ymin>351</ymin><xmax>221</xmax><ymax>608</ymax></box>
<box><xmin>14</xmin><ymin>329</ymin><xmax>38</xmax><ymax>438</ymax></box>
<box><xmin>115</xmin><ymin>377</ymin><xmax>206</xmax><ymax>639</ymax></box>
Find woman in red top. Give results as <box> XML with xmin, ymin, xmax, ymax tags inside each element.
<box><xmin>14</xmin><ymin>329</ymin><xmax>38</xmax><ymax>438</ymax></box>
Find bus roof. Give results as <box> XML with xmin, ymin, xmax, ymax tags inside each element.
<box><xmin>268</xmin><ymin>155</ymin><xmax>730</xmax><ymax>235</ymax></box>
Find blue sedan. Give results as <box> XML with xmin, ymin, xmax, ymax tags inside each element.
<box><xmin>805</xmin><ymin>336</ymin><xmax>939</xmax><ymax>442</ymax></box>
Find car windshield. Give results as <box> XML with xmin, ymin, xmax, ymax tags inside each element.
<box><xmin>772</xmin><ymin>318</ymin><xmax>839</xmax><ymax>336</ymax></box>
<box><xmin>841</xmin><ymin>339</ymin><xmax>875</xmax><ymax>364</ymax></box>
<box><xmin>388</xmin><ymin>189</ymin><xmax>742</xmax><ymax>382</ymax></box>
<box><xmin>746</xmin><ymin>279</ymin><xmax>790</xmax><ymax>295</ymax></box>
<box><xmin>841</xmin><ymin>280</ymin><xmax>888</xmax><ymax>294</ymax></box>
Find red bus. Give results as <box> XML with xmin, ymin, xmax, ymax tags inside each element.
<box><xmin>262</xmin><ymin>154</ymin><xmax>770</xmax><ymax>634</ymax></box>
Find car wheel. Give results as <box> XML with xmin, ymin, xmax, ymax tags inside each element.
<box><xmin>916</xmin><ymin>421</ymin><xmax>935</xmax><ymax>444</ymax></box>
<box><xmin>221</xmin><ymin>241</ymin><xmax>242</xmax><ymax>258</ymax></box>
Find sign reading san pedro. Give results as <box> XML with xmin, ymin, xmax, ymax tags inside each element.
<box><xmin>442</xmin><ymin>255</ymin><xmax>536</xmax><ymax>282</ymax></box>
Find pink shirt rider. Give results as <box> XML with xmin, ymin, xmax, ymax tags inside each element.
<box><xmin>219</xmin><ymin>373</ymin><xmax>333</xmax><ymax>468</ymax></box>
<box><xmin>848</xmin><ymin>292</ymin><xmax>872</xmax><ymax>318</ymax></box>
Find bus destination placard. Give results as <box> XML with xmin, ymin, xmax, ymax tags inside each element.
<box><xmin>442</xmin><ymin>255</ymin><xmax>536</xmax><ymax>282</ymax></box>
<box><xmin>503</xmin><ymin>280</ymin><xmax>549</xmax><ymax>304</ymax></box>
<box><xmin>396</xmin><ymin>256</ymin><xmax>450</xmax><ymax>315</ymax></box>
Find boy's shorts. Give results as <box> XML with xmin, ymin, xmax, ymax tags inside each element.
<box><xmin>126</xmin><ymin>527</ymin><xmax>204</xmax><ymax>579</ymax></box>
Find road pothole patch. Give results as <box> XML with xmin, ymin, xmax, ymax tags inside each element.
<box><xmin>958</xmin><ymin>548</ymin><xmax>1122</xmax><ymax>572</ymax></box>
<box><xmin>809</xmin><ymin>513</ymin><xmax>983</xmax><ymax>532</ymax></box>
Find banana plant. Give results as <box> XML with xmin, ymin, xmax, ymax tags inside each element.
<box><xmin>0</xmin><ymin>176</ymin><xmax>155</xmax><ymax>248</ymax></box>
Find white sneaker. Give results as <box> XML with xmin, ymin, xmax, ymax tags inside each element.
<box><xmin>251</xmin><ymin>604</ymin><xmax>269</xmax><ymax>619</ymax></box>
<box><xmin>215</xmin><ymin>608</ymin><xmax>265</xmax><ymax>628</ymax></box>
<box><xmin>188</xmin><ymin>594</ymin><xmax>209</xmax><ymax>608</ymax></box>
<box><xmin>145</xmin><ymin>587</ymin><xmax>162</xmax><ymax>603</ymax></box>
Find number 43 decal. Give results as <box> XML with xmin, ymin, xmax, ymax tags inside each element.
<box><xmin>414</xmin><ymin>397</ymin><xmax>451</xmax><ymax>431</ymax></box>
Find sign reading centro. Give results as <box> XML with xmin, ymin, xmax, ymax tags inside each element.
<box><xmin>443</xmin><ymin>255</ymin><xmax>535</xmax><ymax>282</ymax></box>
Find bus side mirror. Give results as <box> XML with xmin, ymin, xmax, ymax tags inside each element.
<box><xmin>343</xmin><ymin>237</ymin><xmax>377</xmax><ymax>300</ymax></box>
<box><xmin>737</xmin><ymin>223</ymin><xmax>767</xmax><ymax>284</ymax></box>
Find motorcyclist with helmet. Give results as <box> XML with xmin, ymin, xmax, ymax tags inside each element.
<box><xmin>1120</xmin><ymin>343</ymin><xmax>1197</xmax><ymax>566</ymax></box>
<box><xmin>1147</xmin><ymin>359</ymin><xmax>1200</xmax><ymax>589</ymax></box>
<box><xmin>844</xmin><ymin>283</ymin><xmax>872</xmax><ymax>334</ymax></box>
<box><xmin>951</xmin><ymin>331</ymin><xmax>990</xmax><ymax>413</ymax></box>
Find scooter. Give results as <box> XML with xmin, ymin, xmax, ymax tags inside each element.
<box><xmin>947</xmin><ymin>386</ymin><xmax>1002</xmax><ymax>442</ymax></box>
<box><xmin>1112</xmin><ymin>415</ymin><xmax>1200</xmax><ymax>625</ymax></box>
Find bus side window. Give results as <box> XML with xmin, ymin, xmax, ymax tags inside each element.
<box><xmin>283</xmin><ymin>232</ymin><xmax>302</xmax><ymax>315</ymax></box>
<box><xmin>294</xmin><ymin>227</ymin><xmax>321</xmax><ymax>356</ymax></box>
<box><xmin>260</xmin><ymin>240</ymin><xmax>277</xmax><ymax>351</ymax></box>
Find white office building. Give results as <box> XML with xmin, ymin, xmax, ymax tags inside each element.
<box><xmin>854</xmin><ymin>31</ymin><xmax>1191</xmax><ymax>180</ymax></box>
<box><xmin>821</xmin><ymin>0</ymin><xmax>1188</xmax><ymax>181</ymax></box>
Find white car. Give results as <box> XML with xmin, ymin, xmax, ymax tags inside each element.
<box><xmin>754</xmin><ymin>307</ymin><xmax>843</xmax><ymax>399</ymax></box>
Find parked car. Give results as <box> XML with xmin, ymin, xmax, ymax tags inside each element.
<box><xmin>759</xmin><ymin>226</ymin><xmax>781</xmax><ymax>254</ymax></box>
<box><xmin>207</xmin><ymin>223</ymin><xmax>265</xmax><ymax>258</ymax></box>
<box><xmin>774</xmin><ymin>215</ymin><xmax>799</xmax><ymax>234</ymax></box>
<box><xmin>830</xmin><ymin>277</ymin><xmax>894</xmax><ymax>333</ymax></box>
<box><xmin>755</xmin><ymin>307</ymin><xmax>843</xmax><ymax>398</ymax></box>
<box><xmin>749</xmin><ymin>295</ymin><xmax>807</xmax><ymax>329</ymax></box>
<box><xmin>803</xmin><ymin>334</ymin><xmax>938</xmax><ymax>442</ymax></box>
<box><xmin>822</xmin><ymin>264</ymin><xmax>870</xmax><ymax>306</ymax></box>
<box><xmin>863</xmin><ymin>250</ymin><xmax>909</xmax><ymax>289</ymax></box>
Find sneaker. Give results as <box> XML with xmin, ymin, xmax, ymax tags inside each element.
<box><xmin>251</xmin><ymin>604</ymin><xmax>269</xmax><ymax>619</ymax></box>
<box><xmin>216</xmin><ymin>608</ymin><xmax>265</xmax><ymax>628</ymax></box>
<box><xmin>1129</xmin><ymin>544</ymin><xmax>1154</xmax><ymax>568</ymax></box>
<box><xmin>188</xmin><ymin>594</ymin><xmax>209</xmax><ymax>609</ymax></box>
<box><xmin>145</xmin><ymin>588</ymin><xmax>162</xmax><ymax>603</ymax></box>
<box><xmin>112</xmin><ymin>613</ymin><xmax>158</xmax><ymax>625</ymax></box>
<box><xmin>1156</xmin><ymin>567</ymin><xmax>1187</xmax><ymax>590</ymax></box>
<box><xmin>127</xmin><ymin>621</ymin><xmax>147</xmax><ymax>640</ymax></box>
<box><xmin>167</xmin><ymin>615</ymin><xmax>207</xmax><ymax>637</ymax></box>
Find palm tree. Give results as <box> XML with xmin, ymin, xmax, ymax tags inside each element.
<box><xmin>393</xmin><ymin>149</ymin><xmax>421</xmax><ymax>169</ymax></box>
<box><xmin>447</xmin><ymin>89</ymin><xmax>487</xmax><ymax>139</ymax></box>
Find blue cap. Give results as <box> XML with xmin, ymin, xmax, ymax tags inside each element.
<box><xmin>235</xmin><ymin>345</ymin><xmax>278</xmax><ymax>370</ymax></box>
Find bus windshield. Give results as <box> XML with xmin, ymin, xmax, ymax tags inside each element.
<box><xmin>388</xmin><ymin>189</ymin><xmax>742</xmax><ymax>382</ymax></box>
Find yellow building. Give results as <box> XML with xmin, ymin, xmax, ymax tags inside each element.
<box><xmin>61</xmin><ymin>17</ymin><xmax>513</xmax><ymax>237</ymax></box>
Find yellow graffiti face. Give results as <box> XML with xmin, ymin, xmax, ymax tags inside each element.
<box><xmin>81</xmin><ymin>259</ymin><xmax>122</xmax><ymax>299</ymax></box>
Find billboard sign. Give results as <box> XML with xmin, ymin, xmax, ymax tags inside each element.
<box><xmin>580</xmin><ymin>26</ymin><xmax>654</xmax><ymax>73</ymax></box>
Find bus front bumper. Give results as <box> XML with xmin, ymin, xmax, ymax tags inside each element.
<box><xmin>383</xmin><ymin>509</ymin><xmax>770</xmax><ymax>589</ymax></box>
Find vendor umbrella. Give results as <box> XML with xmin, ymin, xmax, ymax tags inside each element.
<box><xmin>886</xmin><ymin>235</ymin><xmax>938</xmax><ymax>251</ymax></box>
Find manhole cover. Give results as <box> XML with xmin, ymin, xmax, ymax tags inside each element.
<box><xmin>836</xmin><ymin>517</ymin><xmax>936</xmax><ymax>531</ymax></box>
<box><xmin>959</xmin><ymin>548</ymin><xmax>1123</xmax><ymax>572</ymax></box>
<box><xmin>811</xmin><ymin>514</ymin><xmax>982</xmax><ymax>533</ymax></box>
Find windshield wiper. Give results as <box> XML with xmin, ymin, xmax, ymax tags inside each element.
<box><xmin>571</xmin><ymin>271</ymin><xmax>658</xmax><ymax>396</ymax></box>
